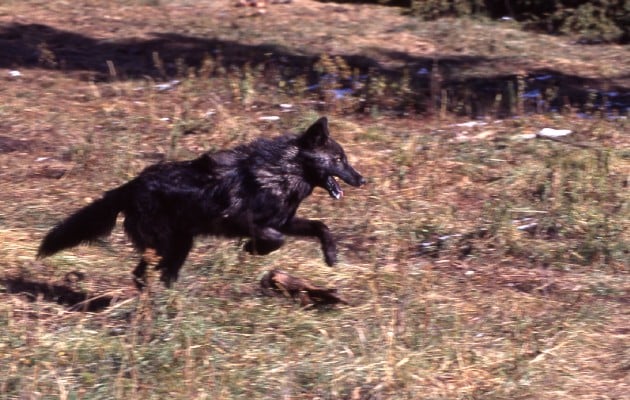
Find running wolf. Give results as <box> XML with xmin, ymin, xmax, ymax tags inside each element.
<box><xmin>37</xmin><ymin>117</ymin><xmax>365</xmax><ymax>288</ymax></box>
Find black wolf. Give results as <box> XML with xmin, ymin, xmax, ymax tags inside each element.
<box><xmin>38</xmin><ymin>117</ymin><xmax>365</xmax><ymax>288</ymax></box>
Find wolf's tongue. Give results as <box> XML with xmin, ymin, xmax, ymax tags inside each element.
<box><xmin>325</xmin><ymin>176</ymin><xmax>343</xmax><ymax>200</ymax></box>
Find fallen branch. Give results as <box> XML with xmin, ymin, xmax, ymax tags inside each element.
<box><xmin>260</xmin><ymin>270</ymin><xmax>349</xmax><ymax>308</ymax></box>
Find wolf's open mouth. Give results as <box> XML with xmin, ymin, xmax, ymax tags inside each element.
<box><xmin>325</xmin><ymin>176</ymin><xmax>343</xmax><ymax>199</ymax></box>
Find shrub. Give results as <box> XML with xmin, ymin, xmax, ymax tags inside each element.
<box><xmin>407</xmin><ymin>0</ymin><xmax>628</xmax><ymax>43</ymax></box>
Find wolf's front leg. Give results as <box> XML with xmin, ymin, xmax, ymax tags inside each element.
<box><xmin>281</xmin><ymin>217</ymin><xmax>337</xmax><ymax>266</ymax></box>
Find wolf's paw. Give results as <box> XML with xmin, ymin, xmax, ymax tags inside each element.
<box><xmin>159</xmin><ymin>272</ymin><xmax>178</xmax><ymax>288</ymax></box>
<box><xmin>133</xmin><ymin>275</ymin><xmax>147</xmax><ymax>291</ymax></box>
<box><xmin>324</xmin><ymin>248</ymin><xmax>337</xmax><ymax>266</ymax></box>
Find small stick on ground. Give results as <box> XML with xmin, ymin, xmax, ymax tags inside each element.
<box><xmin>260</xmin><ymin>269</ymin><xmax>349</xmax><ymax>308</ymax></box>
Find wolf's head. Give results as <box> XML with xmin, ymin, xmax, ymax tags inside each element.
<box><xmin>298</xmin><ymin>117</ymin><xmax>365</xmax><ymax>199</ymax></box>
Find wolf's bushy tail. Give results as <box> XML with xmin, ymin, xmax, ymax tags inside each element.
<box><xmin>37</xmin><ymin>184</ymin><xmax>131</xmax><ymax>258</ymax></box>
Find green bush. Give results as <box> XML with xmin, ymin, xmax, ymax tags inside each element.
<box><xmin>408</xmin><ymin>0</ymin><xmax>628</xmax><ymax>43</ymax></box>
<box><xmin>553</xmin><ymin>1</ymin><xmax>628</xmax><ymax>43</ymax></box>
<box><xmin>410</xmin><ymin>0</ymin><xmax>484</xmax><ymax>19</ymax></box>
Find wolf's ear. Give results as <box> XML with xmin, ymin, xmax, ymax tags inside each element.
<box><xmin>299</xmin><ymin>117</ymin><xmax>329</xmax><ymax>148</ymax></box>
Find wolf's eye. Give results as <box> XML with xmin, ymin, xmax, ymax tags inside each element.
<box><xmin>335</xmin><ymin>156</ymin><xmax>343</xmax><ymax>163</ymax></box>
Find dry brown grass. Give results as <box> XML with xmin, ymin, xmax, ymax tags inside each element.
<box><xmin>1</xmin><ymin>1</ymin><xmax>628</xmax><ymax>399</ymax></box>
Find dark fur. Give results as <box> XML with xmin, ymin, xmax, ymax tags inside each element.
<box><xmin>38</xmin><ymin>117</ymin><xmax>365</xmax><ymax>288</ymax></box>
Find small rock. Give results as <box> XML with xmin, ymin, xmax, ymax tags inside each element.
<box><xmin>538</xmin><ymin>128</ymin><xmax>572</xmax><ymax>138</ymax></box>
<box><xmin>454</xmin><ymin>121</ymin><xmax>487</xmax><ymax>128</ymax></box>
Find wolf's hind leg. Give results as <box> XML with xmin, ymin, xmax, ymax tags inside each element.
<box><xmin>132</xmin><ymin>259</ymin><xmax>148</xmax><ymax>290</ymax></box>
<box><xmin>156</xmin><ymin>235</ymin><xmax>193</xmax><ymax>288</ymax></box>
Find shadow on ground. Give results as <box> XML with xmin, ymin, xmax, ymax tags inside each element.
<box><xmin>1</xmin><ymin>22</ymin><xmax>628</xmax><ymax>115</ymax></box>
<box><xmin>1</xmin><ymin>274</ymin><xmax>116</xmax><ymax>312</ymax></box>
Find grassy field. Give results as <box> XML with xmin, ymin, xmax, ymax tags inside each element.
<box><xmin>0</xmin><ymin>1</ymin><xmax>628</xmax><ymax>399</ymax></box>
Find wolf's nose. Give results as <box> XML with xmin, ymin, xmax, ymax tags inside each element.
<box><xmin>359</xmin><ymin>176</ymin><xmax>367</xmax><ymax>186</ymax></box>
